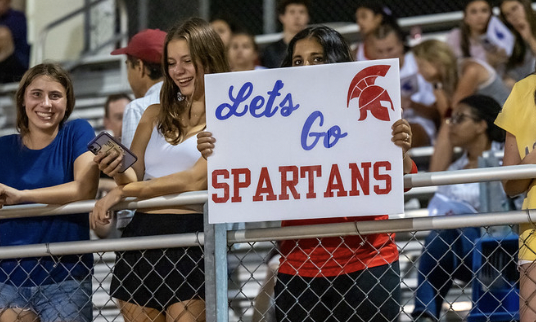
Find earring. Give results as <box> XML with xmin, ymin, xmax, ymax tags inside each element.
<box><xmin>177</xmin><ymin>91</ymin><xmax>184</xmax><ymax>102</ymax></box>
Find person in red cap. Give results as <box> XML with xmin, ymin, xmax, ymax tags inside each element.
<box><xmin>111</xmin><ymin>28</ymin><xmax>166</xmax><ymax>149</ymax></box>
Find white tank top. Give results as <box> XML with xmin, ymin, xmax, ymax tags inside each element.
<box><xmin>143</xmin><ymin>126</ymin><xmax>200</xmax><ymax>181</ymax></box>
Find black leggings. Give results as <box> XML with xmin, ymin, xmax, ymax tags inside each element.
<box><xmin>275</xmin><ymin>261</ymin><xmax>401</xmax><ymax>322</ymax></box>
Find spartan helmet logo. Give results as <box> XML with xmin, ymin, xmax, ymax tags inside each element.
<box><xmin>347</xmin><ymin>65</ymin><xmax>394</xmax><ymax>121</ymax></box>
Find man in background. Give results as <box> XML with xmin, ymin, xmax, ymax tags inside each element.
<box><xmin>103</xmin><ymin>93</ymin><xmax>131</xmax><ymax>140</ymax></box>
<box><xmin>261</xmin><ymin>0</ymin><xmax>309</xmax><ymax>68</ymax></box>
<box><xmin>111</xmin><ymin>28</ymin><xmax>166</xmax><ymax>148</ymax></box>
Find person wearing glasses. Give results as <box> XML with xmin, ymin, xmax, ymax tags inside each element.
<box><xmin>412</xmin><ymin>94</ymin><xmax>507</xmax><ymax>322</ymax></box>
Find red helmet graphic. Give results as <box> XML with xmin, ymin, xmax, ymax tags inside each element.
<box><xmin>347</xmin><ymin>65</ymin><xmax>394</xmax><ymax>121</ymax></box>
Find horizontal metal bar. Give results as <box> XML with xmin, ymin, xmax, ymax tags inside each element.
<box><xmin>0</xmin><ymin>191</ymin><xmax>208</xmax><ymax>219</ymax></box>
<box><xmin>404</xmin><ymin>164</ymin><xmax>536</xmax><ymax>188</ymax></box>
<box><xmin>0</xmin><ymin>209</ymin><xmax>528</xmax><ymax>260</ymax></box>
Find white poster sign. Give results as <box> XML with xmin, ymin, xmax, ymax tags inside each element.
<box><xmin>205</xmin><ymin>59</ymin><xmax>403</xmax><ymax>223</ymax></box>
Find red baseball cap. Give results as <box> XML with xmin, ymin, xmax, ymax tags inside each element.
<box><xmin>111</xmin><ymin>29</ymin><xmax>167</xmax><ymax>63</ymax></box>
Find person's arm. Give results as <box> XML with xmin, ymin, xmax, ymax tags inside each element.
<box><xmin>90</xmin><ymin>156</ymin><xmax>207</xmax><ymax>228</ymax></box>
<box><xmin>0</xmin><ymin>151</ymin><xmax>99</xmax><ymax>206</ymax></box>
<box><xmin>391</xmin><ymin>119</ymin><xmax>414</xmax><ymax>174</ymax></box>
<box><xmin>94</xmin><ymin>104</ymin><xmax>157</xmax><ymax>184</ymax></box>
<box><xmin>502</xmin><ymin>132</ymin><xmax>536</xmax><ymax>196</ymax></box>
<box><xmin>451</xmin><ymin>61</ymin><xmax>484</xmax><ymax>107</ymax></box>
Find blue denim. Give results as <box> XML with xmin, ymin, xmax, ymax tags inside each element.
<box><xmin>412</xmin><ymin>227</ymin><xmax>480</xmax><ymax>320</ymax></box>
<box><xmin>0</xmin><ymin>279</ymin><xmax>92</xmax><ymax>322</ymax></box>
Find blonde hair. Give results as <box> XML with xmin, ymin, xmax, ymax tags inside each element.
<box><xmin>413</xmin><ymin>39</ymin><xmax>458</xmax><ymax>96</ymax></box>
<box><xmin>159</xmin><ymin>18</ymin><xmax>229</xmax><ymax>144</ymax></box>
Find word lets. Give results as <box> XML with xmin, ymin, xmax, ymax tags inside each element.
<box><xmin>215</xmin><ymin>80</ymin><xmax>300</xmax><ymax>120</ymax></box>
<box><xmin>212</xmin><ymin>161</ymin><xmax>391</xmax><ymax>203</ymax></box>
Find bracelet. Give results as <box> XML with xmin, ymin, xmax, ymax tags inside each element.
<box><xmin>433</xmin><ymin>82</ymin><xmax>443</xmax><ymax>90</ymax></box>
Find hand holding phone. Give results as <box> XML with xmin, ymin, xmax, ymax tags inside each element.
<box><xmin>88</xmin><ymin>132</ymin><xmax>137</xmax><ymax>173</ymax></box>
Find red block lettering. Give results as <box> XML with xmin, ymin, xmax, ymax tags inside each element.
<box><xmin>212</xmin><ymin>169</ymin><xmax>230</xmax><ymax>203</ymax></box>
<box><xmin>279</xmin><ymin>166</ymin><xmax>300</xmax><ymax>200</ymax></box>
<box><xmin>374</xmin><ymin>161</ymin><xmax>391</xmax><ymax>194</ymax></box>
<box><xmin>348</xmin><ymin>162</ymin><xmax>371</xmax><ymax>196</ymax></box>
<box><xmin>231</xmin><ymin>168</ymin><xmax>251</xmax><ymax>202</ymax></box>
<box><xmin>300</xmin><ymin>165</ymin><xmax>321</xmax><ymax>199</ymax></box>
<box><xmin>253</xmin><ymin>167</ymin><xmax>277</xmax><ymax>201</ymax></box>
<box><xmin>324</xmin><ymin>164</ymin><xmax>348</xmax><ymax>198</ymax></box>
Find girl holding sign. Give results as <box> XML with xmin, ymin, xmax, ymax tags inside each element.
<box><xmin>198</xmin><ymin>25</ymin><xmax>417</xmax><ymax>322</ymax></box>
<box><xmin>91</xmin><ymin>18</ymin><xmax>229</xmax><ymax>322</ymax></box>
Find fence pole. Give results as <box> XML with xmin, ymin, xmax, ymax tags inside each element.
<box><xmin>204</xmin><ymin>203</ymin><xmax>229</xmax><ymax>322</ymax></box>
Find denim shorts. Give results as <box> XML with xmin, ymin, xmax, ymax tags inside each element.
<box><xmin>0</xmin><ymin>279</ymin><xmax>92</xmax><ymax>322</ymax></box>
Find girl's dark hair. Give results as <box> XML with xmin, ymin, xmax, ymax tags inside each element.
<box><xmin>280</xmin><ymin>25</ymin><xmax>353</xmax><ymax>67</ymax></box>
<box><xmin>460</xmin><ymin>0</ymin><xmax>492</xmax><ymax>58</ymax></box>
<box><xmin>354</xmin><ymin>1</ymin><xmax>397</xmax><ymax>27</ymax></box>
<box><xmin>499</xmin><ymin>0</ymin><xmax>536</xmax><ymax>68</ymax></box>
<box><xmin>459</xmin><ymin>94</ymin><xmax>505</xmax><ymax>142</ymax></box>
<box><xmin>16</xmin><ymin>62</ymin><xmax>75</xmax><ymax>137</ymax></box>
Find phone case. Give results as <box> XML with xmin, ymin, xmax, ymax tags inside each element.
<box><xmin>87</xmin><ymin>132</ymin><xmax>138</xmax><ymax>173</ymax></box>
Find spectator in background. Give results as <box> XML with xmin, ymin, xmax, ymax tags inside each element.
<box><xmin>0</xmin><ymin>62</ymin><xmax>99</xmax><ymax>322</ymax></box>
<box><xmin>261</xmin><ymin>0</ymin><xmax>309</xmax><ymax>68</ymax></box>
<box><xmin>499</xmin><ymin>0</ymin><xmax>536</xmax><ymax>84</ymax></box>
<box><xmin>413</xmin><ymin>39</ymin><xmax>510</xmax><ymax>172</ymax></box>
<box><xmin>370</xmin><ymin>22</ymin><xmax>438</xmax><ymax>147</ymax></box>
<box><xmin>0</xmin><ymin>0</ymin><xmax>30</xmax><ymax>83</ymax></box>
<box><xmin>91</xmin><ymin>18</ymin><xmax>229</xmax><ymax>322</ymax></box>
<box><xmin>412</xmin><ymin>95</ymin><xmax>507</xmax><ymax>322</ymax></box>
<box><xmin>103</xmin><ymin>93</ymin><xmax>131</xmax><ymax>140</ymax></box>
<box><xmin>228</xmin><ymin>30</ymin><xmax>266</xmax><ymax>71</ymax></box>
<box><xmin>446</xmin><ymin>0</ymin><xmax>508</xmax><ymax>74</ymax></box>
<box><xmin>110</xmin><ymin>28</ymin><xmax>166</xmax><ymax>149</ymax></box>
<box><xmin>210</xmin><ymin>16</ymin><xmax>236</xmax><ymax>49</ymax></box>
<box><xmin>352</xmin><ymin>1</ymin><xmax>397</xmax><ymax>61</ymax></box>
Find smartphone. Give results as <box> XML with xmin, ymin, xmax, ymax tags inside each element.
<box><xmin>87</xmin><ymin>132</ymin><xmax>137</xmax><ymax>173</ymax></box>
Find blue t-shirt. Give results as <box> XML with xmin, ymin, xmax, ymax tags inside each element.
<box><xmin>0</xmin><ymin>119</ymin><xmax>95</xmax><ymax>286</ymax></box>
<box><xmin>0</xmin><ymin>8</ymin><xmax>30</xmax><ymax>68</ymax></box>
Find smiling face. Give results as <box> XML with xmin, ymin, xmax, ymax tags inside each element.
<box><xmin>24</xmin><ymin>75</ymin><xmax>67</xmax><ymax>136</ymax></box>
<box><xmin>291</xmin><ymin>38</ymin><xmax>325</xmax><ymax>66</ymax></box>
<box><xmin>464</xmin><ymin>0</ymin><xmax>492</xmax><ymax>35</ymax></box>
<box><xmin>500</xmin><ymin>0</ymin><xmax>527</xmax><ymax>30</ymax></box>
<box><xmin>166</xmin><ymin>38</ymin><xmax>205</xmax><ymax>99</ymax></box>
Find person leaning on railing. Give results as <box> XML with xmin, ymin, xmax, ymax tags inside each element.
<box><xmin>90</xmin><ymin>18</ymin><xmax>229</xmax><ymax>322</ymax></box>
<box><xmin>496</xmin><ymin>69</ymin><xmax>536</xmax><ymax>322</ymax></box>
<box><xmin>0</xmin><ymin>63</ymin><xmax>99</xmax><ymax>322</ymax></box>
<box><xmin>197</xmin><ymin>25</ymin><xmax>418</xmax><ymax>322</ymax></box>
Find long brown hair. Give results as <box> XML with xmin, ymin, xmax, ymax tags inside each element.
<box><xmin>499</xmin><ymin>0</ymin><xmax>536</xmax><ymax>68</ymax></box>
<box><xmin>413</xmin><ymin>39</ymin><xmax>459</xmax><ymax>96</ymax></box>
<box><xmin>159</xmin><ymin>18</ymin><xmax>229</xmax><ymax>144</ymax></box>
<box><xmin>16</xmin><ymin>62</ymin><xmax>75</xmax><ymax>137</ymax></box>
<box><xmin>460</xmin><ymin>0</ymin><xmax>492</xmax><ymax>58</ymax></box>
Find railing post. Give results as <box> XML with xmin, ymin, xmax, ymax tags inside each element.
<box><xmin>204</xmin><ymin>203</ymin><xmax>229</xmax><ymax>322</ymax></box>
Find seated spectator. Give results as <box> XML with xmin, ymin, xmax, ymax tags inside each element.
<box><xmin>412</xmin><ymin>95</ymin><xmax>507</xmax><ymax>322</ymax></box>
<box><xmin>446</xmin><ymin>0</ymin><xmax>508</xmax><ymax>74</ymax></box>
<box><xmin>352</xmin><ymin>1</ymin><xmax>397</xmax><ymax>61</ymax></box>
<box><xmin>261</xmin><ymin>0</ymin><xmax>309</xmax><ymax>68</ymax></box>
<box><xmin>228</xmin><ymin>30</ymin><xmax>266</xmax><ymax>71</ymax></box>
<box><xmin>413</xmin><ymin>39</ymin><xmax>511</xmax><ymax>171</ymax></box>
<box><xmin>370</xmin><ymin>22</ymin><xmax>438</xmax><ymax>147</ymax></box>
<box><xmin>499</xmin><ymin>0</ymin><xmax>536</xmax><ymax>84</ymax></box>
<box><xmin>0</xmin><ymin>62</ymin><xmax>99</xmax><ymax>322</ymax></box>
<box><xmin>0</xmin><ymin>0</ymin><xmax>30</xmax><ymax>83</ymax></box>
